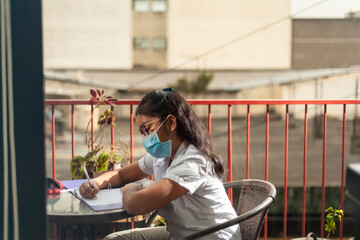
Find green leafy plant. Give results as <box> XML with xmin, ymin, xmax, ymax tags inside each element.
<box><xmin>325</xmin><ymin>207</ymin><xmax>344</xmax><ymax>240</ymax></box>
<box><xmin>70</xmin><ymin>148</ymin><xmax>123</xmax><ymax>179</ymax></box>
<box><xmin>171</xmin><ymin>70</ymin><xmax>213</xmax><ymax>94</ymax></box>
<box><xmin>70</xmin><ymin>89</ymin><xmax>130</xmax><ymax>179</ymax></box>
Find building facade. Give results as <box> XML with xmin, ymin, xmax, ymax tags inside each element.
<box><xmin>42</xmin><ymin>0</ymin><xmax>132</xmax><ymax>69</ymax></box>
<box><xmin>43</xmin><ymin>0</ymin><xmax>291</xmax><ymax>71</ymax></box>
<box><xmin>292</xmin><ymin>18</ymin><xmax>360</xmax><ymax>69</ymax></box>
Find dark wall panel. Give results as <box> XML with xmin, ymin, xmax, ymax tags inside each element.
<box><xmin>0</xmin><ymin>0</ymin><xmax>46</xmax><ymax>239</ymax></box>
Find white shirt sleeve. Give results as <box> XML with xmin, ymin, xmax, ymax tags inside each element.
<box><xmin>138</xmin><ymin>154</ymin><xmax>155</xmax><ymax>175</ymax></box>
<box><xmin>164</xmin><ymin>155</ymin><xmax>209</xmax><ymax>194</ymax></box>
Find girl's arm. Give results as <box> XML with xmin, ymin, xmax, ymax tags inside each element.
<box><xmin>121</xmin><ymin>178</ymin><xmax>188</xmax><ymax>215</ymax></box>
<box><xmin>80</xmin><ymin>161</ymin><xmax>148</xmax><ymax>199</ymax></box>
<box><xmin>95</xmin><ymin>161</ymin><xmax>148</xmax><ymax>188</ymax></box>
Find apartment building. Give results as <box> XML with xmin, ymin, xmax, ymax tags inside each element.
<box><xmin>42</xmin><ymin>0</ymin><xmax>291</xmax><ymax>71</ymax></box>
<box><xmin>42</xmin><ymin>0</ymin><xmax>360</xmax><ymax>105</ymax></box>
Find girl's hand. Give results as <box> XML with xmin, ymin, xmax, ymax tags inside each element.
<box><xmin>79</xmin><ymin>181</ymin><xmax>100</xmax><ymax>199</ymax></box>
<box><xmin>121</xmin><ymin>183</ymin><xmax>143</xmax><ymax>194</ymax></box>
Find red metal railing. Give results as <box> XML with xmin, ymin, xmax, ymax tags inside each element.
<box><xmin>45</xmin><ymin>99</ymin><xmax>360</xmax><ymax>239</ymax></box>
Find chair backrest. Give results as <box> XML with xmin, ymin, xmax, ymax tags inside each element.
<box><xmin>224</xmin><ymin>179</ymin><xmax>276</xmax><ymax>240</ymax></box>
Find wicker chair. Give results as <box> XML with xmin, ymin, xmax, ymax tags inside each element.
<box><xmin>185</xmin><ymin>179</ymin><xmax>277</xmax><ymax>240</ymax></box>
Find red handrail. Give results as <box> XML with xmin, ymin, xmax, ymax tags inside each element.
<box><xmin>45</xmin><ymin>99</ymin><xmax>360</xmax><ymax>239</ymax></box>
<box><xmin>45</xmin><ymin>99</ymin><xmax>360</xmax><ymax>105</ymax></box>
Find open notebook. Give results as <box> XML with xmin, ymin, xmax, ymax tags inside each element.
<box><xmin>72</xmin><ymin>188</ymin><xmax>123</xmax><ymax>211</ymax></box>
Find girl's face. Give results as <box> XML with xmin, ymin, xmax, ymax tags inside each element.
<box><xmin>136</xmin><ymin>114</ymin><xmax>170</xmax><ymax>143</ymax></box>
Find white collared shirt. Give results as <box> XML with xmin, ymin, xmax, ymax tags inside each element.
<box><xmin>138</xmin><ymin>140</ymin><xmax>241</xmax><ymax>240</ymax></box>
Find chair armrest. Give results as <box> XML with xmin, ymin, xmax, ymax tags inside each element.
<box><xmin>223</xmin><ymin>180</ymin><xmax>242</xmax><ymax>190</ymax></box>
<box><xmin>185</xmin><ymin>196</ymin><xmax>275</xmax><ymax>240</ymax></box>
<box><xmin>144</xmin><ymin>210</ymin><xmax>159</xmax><ymax>227</ymax></box>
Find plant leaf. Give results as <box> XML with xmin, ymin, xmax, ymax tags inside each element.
<box><xmin>326</xmin><ymin>206</ymin><xmax>334</xmax><ymax>213</ymax></box>
<box><xmin>90</xmin><ymin>89</ymin><xmax>97</xmax><ymax>97</ymax></box>
<box><xmin>96</xmin><ymin>152</ymin><xmax>109</xmax><ymax>172</ymax></box>
<box><xmin>70</xmin><ymin>155</ymin><xmax>85</xmax><ymax>179</ymax></box>
<box><xmin>84</xmin><ymin>147</ymin><xmax>101</xmax><ymax>161</ymax></box>
<box><xmin>98</xmin><ymin>118</ymin><xmax>107</xmax><ymax>125</ymax></box>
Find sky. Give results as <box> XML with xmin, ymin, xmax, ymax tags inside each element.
<box><xmin>291</xmin><ymin>0</ymin><xmax>360</xmax><ymax>18</ymax></box>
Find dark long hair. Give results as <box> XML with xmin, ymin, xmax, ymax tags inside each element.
<box><xmin>135</xmin><ymin>89</ymin><xmax>225</xmax><ymax>179</ymax></box>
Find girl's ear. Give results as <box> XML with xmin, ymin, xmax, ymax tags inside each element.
<box><xmin>167</xmin><ymin>114</ymin><xmax>177</xmax><ymax>132</ymax></box>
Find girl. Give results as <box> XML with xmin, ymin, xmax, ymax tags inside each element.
<box><xmin>79</xmin><ymin>88</ymin><xmax>241</xmax><ymax>240</ymax></box>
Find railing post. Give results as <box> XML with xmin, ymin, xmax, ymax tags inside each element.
<box><xmin>246</xmin><ymin>104</ymin><xmax>250</xmax><ymax>179</ymax></box>
<box><xmin>284</xmin><ymin>104</ymin><xmax>289</xmax><ymax>240</ymax></box>
<box><xmin>130</xmin><ymin>105</ymin><xmax>134</xmax><ymax>230</ymax></box>
<box><xmin>340</xmin><ymin>104</ymin><xmax>346</xmax><ymax>240</ymax></box>
<box><xmin>208</xmin><ymin>105</ymin><xmax>211</xmax><ymax>135</ymax></box>
<box><xmin>111</xmin><ymin>105</ymin><xmax>114</xmax><ymax>150</ymax></box>
<box><xmin>52</xmin><ymin>105</ymin><xmax>56</xmax><ymax>178</ymax></box>
<box><xmin>227</xmin><ymin>105</ymin><xmax>233</xmax><ymax>202</ymax></box>
<box><xmin>265</xmin><ymin>105</ymin><xmax>269</xmax><ymax>181</ymax></box>
<box><xmin>91</xmin><ymin>104</ymin><xmax>94</xmax><ymax>150</ymax></box>
<box><xmin>264</xmin><ymin>104</ymin><xmax>269</xmax><ymax>240</ymax></box>
<box><xmin>302</xmin><ymin>104</ymin><xmax>308</xmax><ymax>237</ymax></box>
<box><xmin>130</xmin><ymin>105</ymin><xmax>134</xmax><ymax>164</ymax></box>
<box><xmin>321</xmin><ymin>104</ymin><xmax>327</xmax><ymax>238</ymax></box>
<box><xmin>71</xmin><ymin>105</ymin><xmax>75</xmax><ymax>158</ymax></box>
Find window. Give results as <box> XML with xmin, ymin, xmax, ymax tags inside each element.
<box><xmin>134</xmin><ymin>0</ymin><xmax>149</xmax><ymax>12</ymax></box>
<box><xmin>134</xmin><ymin>38</ymin><xmax>148</xmax><ymax>50</ymax></box>
<box><xmin>152</xmin><ymin>37</ymin><xmax>167</xmax><ymax>50</ymax></box>
<box><xmin>152</xmin><ymin>0</ymin><xmax>167</xmax><ymax>12</ymax></box>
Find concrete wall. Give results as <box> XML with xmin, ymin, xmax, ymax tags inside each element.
<box><xmin>167</xmin><ymin>0</ymin><xmax>291</xmax><ymax>70</ymax></box>
<box><xmin>281</xmin><ymin>71</ymin><xmax>360</xmax><ymax>120</ymax></box>
<box><xmin>292</xmin><ymin>19</ymin><xmax>360</xmax><ymax>69</ymax></box>
<box><xmin>42</xmin><ymin>0</ymin><xmax>132</xmax><ymax>69</ymax></box>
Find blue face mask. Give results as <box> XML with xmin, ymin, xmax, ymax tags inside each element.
<box><xmin>141</xmin><ymin>118</ymin><xmax>172</xmax><ymax>158</ymax></box>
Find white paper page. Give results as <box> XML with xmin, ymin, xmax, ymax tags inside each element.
<box><xmin>74</xmin><ymin>188</ymin><xmax>123</xmax><ymax>209</ymax></box>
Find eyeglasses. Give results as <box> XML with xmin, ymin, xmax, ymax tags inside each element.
<box><xmin>138</xmin><ymin>119</ymin><xmax>160</xmax><ymax>136</ymax></box>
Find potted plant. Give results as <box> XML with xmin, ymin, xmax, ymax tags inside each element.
<box><xmin>324</xmin><ymin>207</ymin><xmax>344</xmax><ymax>240</ymax></box>
<box><xmin>292</xmin><ymin>207</ymin><xmax>344</xmax><ymax>240</ymax></box>
<box><xmin>70</xmin><ymin>89</ymin><xmax>130</xmax><ymax>179</ymax></box>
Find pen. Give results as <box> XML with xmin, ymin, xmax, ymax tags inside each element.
<box><xmin>82</xmin><ymin>163</ymin><xmax>97</xmax><ymax>199</ymax></box>
<box><xmin>60</xmin><ymin>188</ymin><xmax>78</xmax><ymax>193</ymax></box>
<box><xmin>82</xmin><ymin>163</ymin><xmax>93</xmax><ymax>188</ymax></box>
